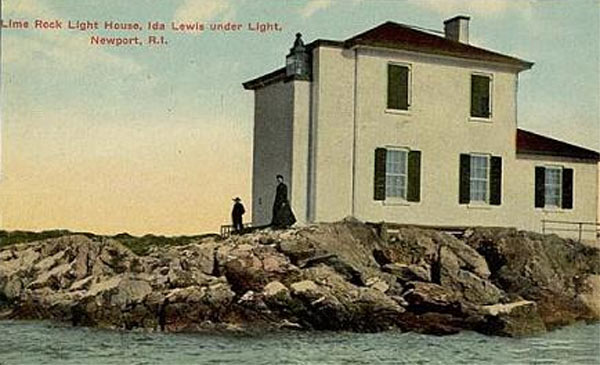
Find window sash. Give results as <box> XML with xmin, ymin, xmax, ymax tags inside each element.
<box><xmin>471</xmin><ymin>74</ymin><xmax>491</xmax><ymax>118</ymax></box>
<box><xmin>387</xmin><ymin>64</ymin><xmax>410</xmax><ymax>110</ymax></box>
<box><xmin>469</xmin><ymin>155</ymin><xmax>489</xmax><ymax>202</ymax></box>
<box><xmin>385</xmin><ymin>149</ymin><xmax>407</xmax><ymax>199</ymax></box>
<box><xmin>544</xmin><ymin>167</ymin><xmax>562</xmax><ymax>207</ymax></box>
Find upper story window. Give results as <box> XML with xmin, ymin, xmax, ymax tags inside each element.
<box><xmin>374</xmin><ymin>147</ymin><xmax>421</xmax><ymax>202</ymax></box>
<box><xmin>471</xmin><ymin>74</ymin><xmax>492</xmax><ymax>119</ymax></box>
<box><xmin>459</xmin><ymin>153</ymin><xmax>502</xmax><ymax>205</ymax></box>
<box><xmin>387</xmin><ymin>64</ymin><xmax>410</xmax><ymax>111</ymax></box>
<box><xmin>535</xmin><ymin>166</ymin><xmax>573</xmax><ymax>209</ymax></box>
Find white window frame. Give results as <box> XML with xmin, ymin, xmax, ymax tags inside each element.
<box><xmin>544</xmin><ymin>165</ymin><xmax>563</xmax><ymax>209</ymax></box>
<box><xmin>385</xmin><ymin>147</ymin><xmax>409</xmax><ymax>201</ymax></box>
<box><xmin>470</xmin><ymin>72</ymin><xmax>493</xmax><ymax>122</ymax></box>
<box><xmin>385</xmin><ymin>62</ymin><xmax>412</xmax><ymax>113</ymax></box>
<box><xmin>469</xmin><ymin>153</ymin><xmax>490</xmax><ymax>204</ymax></box>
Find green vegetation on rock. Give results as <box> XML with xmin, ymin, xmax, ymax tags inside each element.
<box><xmin>0</xmin><ymin>230</ymin><xmax>221</xmax><ymax>256</ymax></box>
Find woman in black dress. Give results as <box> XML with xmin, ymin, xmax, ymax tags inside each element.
<box><xmin>271</xmin><ymin>175</ymin><xmax>296</xmax><ymax>228</ymax></box>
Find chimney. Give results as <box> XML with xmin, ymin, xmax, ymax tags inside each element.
<box><xmin>444</xmin><ymin>15</ymin><xmax>470</xmax><ymax>43</ymax></box>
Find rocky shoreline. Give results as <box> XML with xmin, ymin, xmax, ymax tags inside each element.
<box><xmin>1</xmin><ymin>219</ymin><xmax>598</xmax><ymax>337</ymax></box>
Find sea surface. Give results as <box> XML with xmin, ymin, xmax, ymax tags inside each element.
<box><xmin>0</xmin><ymin>320</ymin><xmax>598</xmax><ymax>365</ymax></box>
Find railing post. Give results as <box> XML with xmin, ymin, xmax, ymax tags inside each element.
<box><xmin>376</xmin><ymin>222</ymin><xmax>388</xmax><ymax>242</ymax></box>
<box><xmin>578</xmin><ymin>223</ymin><xmax>582</xmax><ymax>243</ymax></box>
<box><xmin>220</xmin><ymin>225</ymin><xmax>232</xmax><ymax>239</ymax></box>
<box><xmin>542</xmin><ymin>219</ymin><xmax>545</xmax><ymax>235</ymax></box>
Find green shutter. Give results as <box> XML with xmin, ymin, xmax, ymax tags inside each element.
<box><xmin>535</xmin><ymin>167</ymin><xmax>545</xmax><ymax>208</ymax></box>
<box><xmin>407</xmin><ymin>151</ymin><xmax>421</xmax><ymax>202</ymax></box>
<box><xmin>489</xmin><ymin>156</ymin><xmax>502</xmax><ymax>205</ymax></box>
<box><xmin>387</xmin><ymin>65</ymin><xmax>409</xmax><ymax>110</ymax></box>
<box><xmin>459</xmin><ymin>154</ymin><xmax>470</xmax><ymax>204</ymax></box>
<box><xmin>471</xmin><ymin>75</ymin><xmax>490</xmax><ymax>118</ymax></box>
<box><xmin>374</xmin><ymin>148</ymin><xmax>387</xmax><ymax>201</ymax></box>
<box><xmin>562</xmin><ymin>168</ymin><xmax>573</xmax><ymax>209</ymax></box>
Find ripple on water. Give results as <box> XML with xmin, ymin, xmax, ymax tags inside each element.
<box><xmin>0</xmin><ymin>321</ymin><xmax>598</xmax><ymax>365</ymax></box>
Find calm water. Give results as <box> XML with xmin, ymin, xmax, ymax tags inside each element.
<box><xmin>0</xmin><ymin>321</ymin><xmax>598</xmax><ymax>365</ymax></box>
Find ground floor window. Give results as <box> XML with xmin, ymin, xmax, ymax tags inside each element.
<box><xmin>469</xmin><ymin>154</ymin><xmax>489</xmax><ymax>202</ymax></box>
<box><xmin>385</xmin><ymin>149</ymin><xmax>408</xmax><ymax>199</ymax></box>
<box><xmin>459</xmin><ymin>153</ymin><xmax>502</xmax><ymax>205</ymax></box>
<box><xmin>544</xmin><ymin>167</ymin><xmax>562</xmax><ymax>207</ymax></box>
<box><xmin>535</xmin><ymin>165</ymin><xmax>572</xmax><ymax>209</ymax></box>
<box><xmin>374</xmin><ymin>147</ymin><xmax>421</xmax><ymax>202</ymax></box>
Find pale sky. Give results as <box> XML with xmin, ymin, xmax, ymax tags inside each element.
<box><xmin>1</xmin><ymin>0</ymin><xmax>598</xmax><ymax>235</ymax></box>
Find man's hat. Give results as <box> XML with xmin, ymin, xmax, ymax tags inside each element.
<box><xmin>233</xmin><ymin>197</ymin><xmax>242</xmax><ymax>202</ymax></box>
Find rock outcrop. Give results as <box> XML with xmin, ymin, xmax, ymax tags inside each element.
<box><xmin>0</xmin><ymin>220</ymin><xmax>598</xmax><ymax>337</ymax></box>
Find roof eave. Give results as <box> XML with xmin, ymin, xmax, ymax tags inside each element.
<box><xmin>516</xmin><ymin>129</ymin><xmax>600</xmax><ymax>161</ymax></box>
<box><xmin>346</xmin><ymin>39</ymin><xmax>533</xmax><ymax>71</ymax></box>
<box><xmin>242</xmin><ymin>67</ymin><xmax>286</xmax><ymax>90</ymax></box>
<box><xmin>516</xmin><ymin>150</ymin><xmax>600</xmax><ymax>161</ymax></box>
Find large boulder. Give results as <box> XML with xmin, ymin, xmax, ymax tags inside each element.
<box><xmin>477</xmin><ymin>300</ymin><xmax>547</xmax><ymax>337</ymax></box>
<box><xmin>153</xmin><ymin>242</ymin><xmax>218</xmax><ymax>277</ymax></box>
<box><xmin>286</xmin><ymin>219</ymin><xmax>385</xmax><ymax>285</ymax></box>
<box><xmin>15</xmin><ymin>288</ymin><xmax>85</xmax><ymax>321</ymax></box>
<box><xmin>383</xmin><ymin>263</ymin><xmax>431</xmax><ymax>283</ymax></box>
<box><xmin>290</xmin><ymin>265</ymin><xmax>405</xmax><ymax>332</ymax></box>
<box><xmin>28</xmin><ymin>263</ymin><xmax>73</xmax><ymax>291</ymax></box>
<box><xmin>0</xmin><ymin>235</ymin><xmax>102</xmax><ymax>300</ymax></box>
<box><xmin>161</xmin><ymin>282</ymin><xmax>236</xmax><ymax>332</ymax></box>
<box><xmin>0</xmin><ymin>247</ymin><xmax>40</xmax><ymax>291</ymax></box>
<box><xmin>402</xmin><ymin>281</ymin><xmax>461</xmax><ymax>314</ymax></box>
<box><xmin>578</xmin><ymin>274</ymin><xmax>600</xmax><ymax>317</ymax></box>
<box><xmin>217</xmin><ymin>243</ymin><xmax>300</xmax><ymax>294</ymax></box>
<box><xmin>82</xmin><ymin>275</ymin><xmax>152</xmax><ymax>309</ymax></box>
<box><xmin>439</xmin><ymin>246</ymin><xmax>504</xmax><ymax>305</ymax></box>
<box><xmin>443</xmin><ymin>236</ymin><xmax>491</xmax><ymax>279</ymax></box>
<box><xmin>262</xmin><ymin>281</ymin><xmax>290</xmax><ymax>304</ymax></box>
<box><xmin>373</xmin><ymin>227</ymin><xmax>444</xmax><ymax>267</ymax></box>
<box><xmin>465</xmin><ymin>228</ymin><xmax>600</xmax><ymax>328</ymax></box>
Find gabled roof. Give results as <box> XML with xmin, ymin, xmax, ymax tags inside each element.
<box><xmin>344</xmin><ymin>21</ymin><xmax>533</xmax><ymax>69</ymax></box>
<box><xmin>516</xmin><ymin>129</ymin><xmax>600</xmax><ymax>161</ymax></box>
<box><xmin>244</xmin><ymin>20</ymin><xmax>533</xmax><ymax>89</ymax></box>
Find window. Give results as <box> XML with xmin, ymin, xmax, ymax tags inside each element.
<box><xmin>471</xmin><ymin>74</ymin><xmax>491</xmax><ymax>118</ymax></box>
<box><xmin>544</xmin><ymin>167</ymin><xmax>562</xmax><ymax>207</ymax></box>
<box><xmin>385</xmin><ymin>149</ymin><xmax>408</xmax><ymax>199</ymax></box>
<box><xmin>535</xmin><ymin>166</ymin><xmax>573</xmax><ymax>209</ymax></box>
<box><xmin>374</xmin><ymin>147</ymin><xmax>421</xmax><ymax>202</ymax></box>
<box><xmin>387</xmin><ymin>64</ymin><xmax>410</xmax><ymax>111</ymax></box>
<box><xmin>469</xmin><ymin>155</ymin><xmax>489</xmax><ymax>202</ymax></box>
<box><xmin>459</xmin><ymin>153</ymin><xmax>502</xmax><ymax>205</ymax></box>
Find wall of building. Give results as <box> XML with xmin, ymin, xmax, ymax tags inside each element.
<box><xmin>250</xmin><ymin>45</ymin><xmax>598</xmax><ymax>239</ymax></box>
<box><xmin>291</xmin><ymin>80</ymin><xmax>311</xmax><ymax>225</ymax></box>
<box><xmin>252</xmin><ymin>81</ymin><xmax>294</xmax><ymax>226</ymax></box>
<box><xmin>310</xmin><ymin>46</ymin><xmax>598</xmax><ymax>239</ymax></box>
<box><xmin>510</xmin><ymin>154</ymin><xmax>598</xmax><ymax>240</ymax></box>
<box><xmin>348</xmin><ymin>47</ymin><xmax>518</xmax><ymax>227</ymax></box>
<box><xmin>309</xmin><ymin>46</ymin><xmax>356</xmax><ymax>222</ymax></box>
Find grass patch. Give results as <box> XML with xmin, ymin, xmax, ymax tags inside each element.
<box><xmin>0</xmin><ymin>230</ymin><xmax>95</xmax><ymax>250</ymax></box>
<box><xmin>0</xmin><ymin>230</ymin><xmax>221</xmax><ymax>256</ymax></box>
<box><xmin>110</xmin><ymin>233</ymin><xmax>221</xmax><ymax>255</ymax></box>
